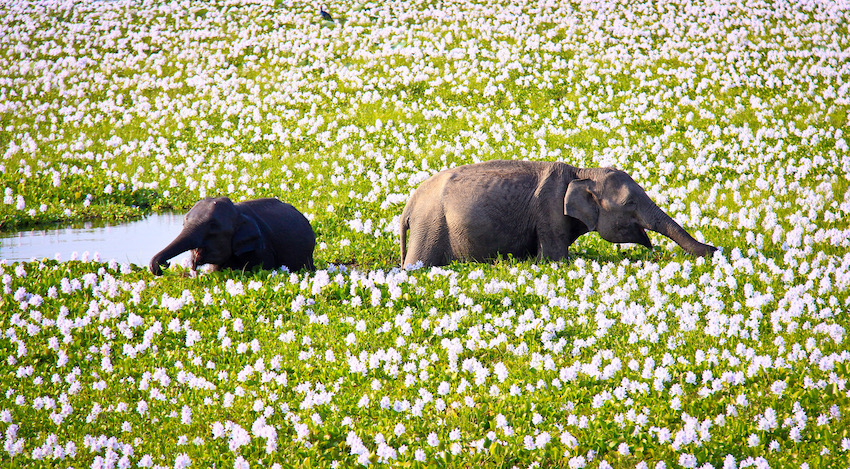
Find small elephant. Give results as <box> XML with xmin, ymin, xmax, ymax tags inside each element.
<box><xmin>150</xmin><ymin>197</ymin><xmax>315</xmax><ymax>275</ymax></box>
<box><xmin>399</xmin><ymin>160</ymin><xmax>716</xmax><ymax>267</ymax></box>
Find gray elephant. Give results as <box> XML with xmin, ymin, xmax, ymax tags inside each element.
<box><xmin>150</xmin><ymin>197</ymin><xmax>315</xmax><ymax>275</ymax></box>
<box><xmin>399</xmin><ymin>160</ymin><xmax>716</xmax><ymax>267</ymax></box>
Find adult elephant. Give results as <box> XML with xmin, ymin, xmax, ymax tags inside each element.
<box><xmin>399</xmin><ymin>160</ymin><xmax>716</xmax><ymax>267</ymax></box>
<box><xmin>150</xmin><ymin>197</ymin><xmax>315</xmax><ymax>275</ymax></box>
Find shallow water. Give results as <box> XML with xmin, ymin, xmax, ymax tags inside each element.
<box><xmin>0</xmin><ymin>213</ymin><xmax>191</xmax><ymax>267</ymax></box>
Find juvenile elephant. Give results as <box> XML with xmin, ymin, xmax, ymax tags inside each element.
<box><xmin>399</xmin><ymin>160</ymin><xmax>716</xmax><ymax>267</ymax></box>
<box><xmin>150</xmin><ymin>197</ymin><xmax>315</xmax><ymax>275</ymax></box>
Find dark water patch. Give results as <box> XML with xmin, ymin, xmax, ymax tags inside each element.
<box><xmin>0</xmin><ymin>213</ymin><xmax>189</xmax><ymax>267</ymax></box>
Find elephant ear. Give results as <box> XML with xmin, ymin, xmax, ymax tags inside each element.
<box><xmin>564</xmin><ymin>179</ymin><xmax>600</xmax><ymax>231</ymax></box>
<box><xmin>232</xmin><ymin>213</ymin><xmax>264</xmax><ymax>256</ymax></box>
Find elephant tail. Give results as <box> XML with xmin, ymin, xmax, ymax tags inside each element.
<box><xmin>399</xmin><ymin>203</ymin><xmax>411</xmax><ymax>267</ymax></box>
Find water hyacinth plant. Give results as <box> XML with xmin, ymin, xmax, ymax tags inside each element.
<box><xmin>1</xmin><ymin>0</ymin><xmax>849</xmax><ymax>467</ymax></box>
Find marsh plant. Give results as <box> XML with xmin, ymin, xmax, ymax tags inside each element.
<box><xmin>1</xmin><ymin>0</ymin><xmax>849</xmax><ymax>467</ymax></box>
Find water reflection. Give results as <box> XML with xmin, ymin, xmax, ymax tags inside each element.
<box><xmin>0</xmin><ymin>213</ymin><xmax>189</xmax><ymax>267</ymax></box>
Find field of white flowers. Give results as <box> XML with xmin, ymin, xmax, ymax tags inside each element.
<box><xmin>2</xmin><ymin>0</ymin><xmax>849</xmax><ymax>467</ymax></box>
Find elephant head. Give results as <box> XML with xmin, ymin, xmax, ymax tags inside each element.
<box><xmin>564</xmin><ymin>168</ymin><xmax>716</xmax><ymax>257</ymax></box>
<box><xmin>149</xmin><ymin>197</ymin><xmax>264</xmax><ymax>275</ymax></box>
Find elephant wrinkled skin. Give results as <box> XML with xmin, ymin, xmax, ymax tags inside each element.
<box><xmin>399</xmin><ymin>160</ymin><xmax>717</xmax><ymax>267</ymax></box>
<box><xmin>150</xmin><ymin>197</ymin><xmax>315</xmax><ymax>275</ymax></box>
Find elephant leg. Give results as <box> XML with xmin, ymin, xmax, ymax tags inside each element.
<box><xmin>404</xmin><ymin>215</ymin><xmax>452</xmax><ymax>267</ymax></box>
<box><xmin>535</xmin><ymin>224</ymin><xmax>577</xmax><ymax>262</ymax></box>
<box><xmin>405</xmin><ymin>234</ymin><xmax>450</xmax><ymax>267</ymax></box>
<box><xmin>536</xmin><ymin>218</ymin><xmax>589</xmax><ymax>262</ymax></box>
<box><xmin>536</xmin><ymin>236</ymin><xmax>569</xmax><ymax>262</ymax></box>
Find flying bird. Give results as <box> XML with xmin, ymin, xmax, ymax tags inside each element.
<box><xmin>320</xmin><ymin>7</ymin><xmax>334</xmax><ymax>22</ymax></box>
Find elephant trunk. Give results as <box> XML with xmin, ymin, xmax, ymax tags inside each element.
<box><xmin>150</xmin><ymin>229</ymin><xmax>200</xmax><ymax>275</ymax></box>
<box><xmin>643</xmin><ymin>204</ymin><xmax>717</xmax><ymax>257</ymax></box>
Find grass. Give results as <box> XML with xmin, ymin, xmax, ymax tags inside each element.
<box><xmin>1</xmin><ymin>0</ymin><xmax>849</xmax><ymax>467</ymax></box>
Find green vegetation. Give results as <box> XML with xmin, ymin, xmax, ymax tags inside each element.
<box><xmin>0</xmin><ymin>0</ymin><xmax>848</xmax><ymax>467</ymax></box>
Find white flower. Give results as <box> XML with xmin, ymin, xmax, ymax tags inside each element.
<box><xmin>748</xmin><ymin>433</ymin><xmax>759</xmax><ymax>447</ymax></box>
<box><xmin>493</xmin><ymin>362</ymin><xmax>509</xmax><ymax>382</ymax></box>
<box><xmin>535</xmin><ymin>432</ymin><xmax>551</xmax><ymax>449</ymax></box>
<box><xmin>174</xmin><ymin>453</ymin><xmax>191</xmax><ymax>469</ymax></box>
<box><xmin>568</xmin><ymin>456</ymin><xmax>586</xmax><ymax>468</ymax></box>
<box><xmin>234</xmin><ymin>456</ymin><xmax>249</xmax><ymax>469</ymax></box>
<box><xmin>770</xmin><ymin>380</ymin><xmax>787</xmax><ymax>397</ymax></box>
<box><xmin>678</xmin><ymin>453</ymin><xmax>697</xmax><ymax>468</ymax></box>
<box><xmin>560</xmin><ymin>430</ymin><xmax>577</xmax><ymax>448</ymax></box>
